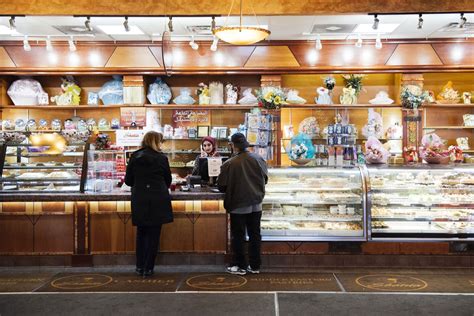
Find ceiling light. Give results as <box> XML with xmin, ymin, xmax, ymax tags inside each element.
<box><xmin>372</xmin><ymin>14</ymin><xmax>379</xmax><ymax>30</ymax></box>
<box><xmin>315</xmin><ymin>34</ymin><xmax>322</xmax><ymax>50</ymax></box>
<box><xmin>355</xmin><ymin>34</ymin><xmax>362</xmax><ymax>48</ymax></box>
<box><xmin>68</xmin><ymin>36</ymin><xmax>76</xmax><ymax>51</ymax></box>
<box><xmin>97</xmin><ymin>25</ymin><xmax>144</xmax><ymax>35</ymax></box>
<box><xmin>46</xmin><ymin>36</ymin><xmax>53</xmax><ymax>51</ymax></box>
<box><xmin>353</xmin><ymin>23</ymin><xmax>399</xmax><ymax>34</ymax></box>
<box><xmin>23</xmin><ymin>35</ymin><xmax>31</xmax><ymax>51</ymax></box>
<box><xmin>168</xmin><ymin>17</ymin><xmax>173</xmax><ymax>32</ymax></box>
<box><xmin>375</xmin><ymin>33</ymin><xmax>382</xmax><ymax>49</ymax></box>
<box><xmin>123</xmin><ymin>17</ymin><xmax>130</xmax><ymax>32</ymax></box>
<box><xmin>213</xmin><ymin>0</ymin><xmax>270</xmax><ymax>45</ymax></box>
<box><xmin>417</xmin><ymin>14</ymin><xmax>423</xmax><ymax>29</ymax></box>
<box><xmin>459</xmin><ymin>13</ymin><xmax>467</xmax><ymax>28</ymax></box>
<box><xmin>210</xmin><ymin>36</ymin><xmax>218</xmax><ymax>51</ymax></box>
<box><xmin>211</xmin><ymin>16</ymin><xmax>216</xmax><ymax>32</ymax></box>
<box><xmin>85</xmin><ymin>17</ymin><xmax>93</xmax><ymax>32</ymax></box>
<box><xmin>9</xmin><ymin>16</ymin><xmax>16</xmax><ymax>31</ymax></box>
<box><xmin>189</xmin><ymin>36</ymin><xmax>199</xmax><ymax>50</ymax></box>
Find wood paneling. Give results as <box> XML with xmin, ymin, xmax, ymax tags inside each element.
<box><xmin>90</xmin><ymin>213</ymin><xmax>127</xmax><ymax>253</ymax></box>
<box><xmin>245</xmin><ymin>46</ymin><xmax>300</xmax><ymax>68</ymax></box>
<box><xmin>0</xmin><ymin>215</ymin><xmax>33</xmax><ymax>253</ymax></box>
<box><xmin>193</xmin><ymin>214</ymin><xmax>226</xmax><ymax>252</ymax></box>
<box><xmin>0</xmin><ymin>47</ymin><xmax>15</xmax><ymax>67</ymax></box>
<box><xmin>160</xmin><ymin>214</ymin><xmax>194</xmax><ymax>251</ymax></box>
<box><xmin>105</xmin><ymin>47</ymin><xmax>161</xmax><ymax>68</ymax></box>
<box><xmin>1</xmin><ymin>0</ymin><xmax>471</xmax><ymax>15</ymax></box>
<box><xmin>5</xmin><ymin>46</ymin><xmax>115</xmax><ymax>68</ymax></box>
<box><xmin>387</xmin><ymin>44</ymin><xmax>443</xmax><ymax>66</ymax></box>
<box><xmin>289</xmin><ymin>43</ymin><xmax>397</xmax><ymax>68</ymax></box>
<box><xmin>432</xmin><ymin>43</ymin><xmax>474</xmax><ymax>66</ymax></box>
<box><xmin>35</xmin><ymin>215</ymin><xmax>74</xmax><ymax>253</ymax></box>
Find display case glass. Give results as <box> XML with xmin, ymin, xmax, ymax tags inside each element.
<box><xmin>0</xmin><ymin>143</ymin><xmax>87</xmax><ymax>192</ymax></box>
<box><xmin>86</xmin><ymin>149</ymin><xmax>126</xmax><ymax>192</ymax></box>
<box><xmin>368</xmin><ymin>165</ymin><xmax>474</xmax><ymax>239</ymax></box>
<box><xmin>262</xmin><ymin>167</ymin><xmax>367</xmax><ymax>241</ymax></box>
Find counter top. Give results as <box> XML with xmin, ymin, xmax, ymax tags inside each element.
<box><xmin>0</xmin><ymin>187</ymin><xmax>225</xmax><ymax>202</ymax></box>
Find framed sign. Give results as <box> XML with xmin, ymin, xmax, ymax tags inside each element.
<box><xmin>197</xmin><ymin>125</ymin><xmax>210</xmax><ymax>138</ymax></box>
<box><xmin>120</xmin><ymin>107</ymin><xmax>146</xmax><ymax>127</ymax></box>
<box><xmin>115</xmin><ymin>129</ymin><xmax>145</xmax><ymax>146</ymax></box>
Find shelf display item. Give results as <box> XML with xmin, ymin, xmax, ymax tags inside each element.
<box><xmin>298</xmin><ymin>116</ymin><xmax>320</xmax><ymax>138</ymax></box>
<box><xmin>197</xmin><ymin>83</ymin><xmax>210</xmax><ymax>105</ymax></box>
<box><xmin>14</xmin><ymin>119</ymin><xmax>26</xmax><ymax>131</ymax></box>
<box><xmin>173</xmin><ymin>88</ymin><xmax>195</xmax><ymax>105</ymax></box>
<box><xmin>50</xmin><ymin>76</ymin><xmax>81</xmax><ymax>106</ymax></box>
<box><xmin>385</xmin><ymin>122</ymin><xmax>402</xmax><ymax>140</ymax></box>
<box><xmin>2</xmin><ymin>120</ymin><xmax>13</xmax><ymax>131</ymax></box>
<box><xmin>38</xmin><ymin>92</ymin><xmax>49</xmax><ymax>105</ymax></box>
<box><xmin>244</xmin><ymin>112</ymin><xmax>273</xmax><ymax>160</ymax></box>
<box><xmin>463</xmin><ymin>114</ymin><xmax>474</xmax><ymax>127</ymax></box>
<box><xmin>286</xmin><ymin>89</ymin><xmax>306</xmax><ymax>105</ymax></box>
<box><xmin>98</xmin><ymin>118</ymin><xmax>110</xmax><ymax>131</ymax></box>
<box><xmin>111</xmin><ymin>118</ymin><xmax>120</xmax><ymax>129</ymax></box>
<box><xmin>365</xmin><ymin>136</ymin><xmax>389</xmax><ymax>164</ymax></box>
<box><xmin>462</xmin><ymin>92</ymin><xmax>472</xmax><ymax>104</ymax></box>
<box><xmin>238</xmin><ymin>88</ymin><xmax>258</xmax><ymax>105</ymax></box>
<box><xmin>38</xmin><ymin>119</ymin><xmax>48</xmax><ymax>131</ymax></box>
<box><xmin>400</xmin><ymin>85</ymin><xmax>429</xmax><ymax>109</ymax></box>
<box><xmin>316</xmin><ymin>87</ymin><xmax>331</xmax><ymax>105</ymax></box>
<box><xmin>448</xmin><ymin>145</ymin><xmax>464</xmax><ymax>163</ymax></box>
<box><xmin>7</xmin><ymin>79</ymin><xmax>46</xmax><ymax>105</ymax></box>
<box><xmin>147</xmin><ymin>77</ymin><xmax>171</xmax><ymax>105</ymax></box>
<box><xmin>0</xmin><ymin>132</ymin><xmax>26</xmax><ymax>144</ymax></box>
<box><xmin>368</xmin><ymin>165</ymin><xmax>474</xmax><ymax>239</ymax></box>
<box><xmin>86</xmin><ymin>149</ymin><xmax>126</xmax><ymax>192</ymax></box>
<box><xmin>209</xmin><ymin>82</ymin><xmax>224</xmax><ymax>104</ymax></box>
<box><xmin>362</xmin><ymin>109</ymin><xmax>384</xmax><ymax>139</ymax></box>
<box><xmin>339</xmin><ymin>87</ymin><xmax>357</xmax><ymax>105</ymax></box>
<box><xmin>87</xmin><ymin>92</ymin><xmax>99</xmax><ymax>105</ymax></box>
<box><xmin>420</xmin><ymin>133</ymin><xmax>450</xmax><ymax>164</ymax></box>
<box><xmin>145</xmin><ymin>109</ymin><xmax>161</xmax><ymax>131</ymax></box>
<box><xmin>86</xmin><ymin>118</ymin><xmax>96</xmax><ymax>130</ymax></box>
<box><xmin>261</xmin><ymin>167</ymin><xmax>366</xmax><ymax>241</ymax></box>
<box><xmin>26</xmin><ymin>119</ymin><xmax>36</xmax><ymax>131</ymax></box>
<box><xmin>51</xmin><ymin>119</ymin><xmax>62</xmax><ymax>131</ymax></box>
<box><xmin>287</xmin><ymin>133</ymin><xmax>315</xmax><ymax>165</ymax></box>
<box><xmin>123</xmin><ymin>75</ymin><xmax>145</xmax><ymax>104</ymax></box>
<box><xmin>61</xmin><ymin>130</ymin><xmax>91</xmax><ymax>143</ymax></box>
<box><xmin>225</xmin><ymin>83</ymin><xmax>238</xmax><ymax>104</ymax></box>
<box><xmin>99</xmin><ymin>76</ymin><xmax>124</xmax><ymax>105</ymax></box>
<box><xmin>436</xmin><ymin>81</ymin><xmax>460</xmax><ymax>104</ymax></box>
<box><xmin>369</xmin><ymin>91</ymin><xmax>394</xmax><ymax>104</ymax></box>
<box><xmin>456</xmin><ymin>137</ymin><xmax>469</xmax><ymax>150</ymax></box>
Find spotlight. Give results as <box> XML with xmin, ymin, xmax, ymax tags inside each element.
<box><xmin>355</xmin><ymin>34</ymin><xmax>363</xmax><ymax>48</ymax></box>
<box><xmin>23</xmin><ymin>35</ymin><xmax>31</xmax><ymax>51</ymax></box>
<box><xmin>9</xmin><ymin>16</ymin><xmax>16</xmax><ymax>31</ymax></box>
<box><xmin>168</xmin><ymin>17</ymin><xmax>173</xmax><ymax>32</ymax></box>
<box><xmin>459</xmin><ymin>13</ymin><xmax>467</xmax><ymax>28</ymax></box>
<box><xmin>123</xmin><ymin>16</ymin><xmax>130</xmax><ymax>32</ymax></box>
<box><xmin>189</xmin><ymin>36</ymin><xmax>199</xmax><ymax>50</ymax></box>
<box><xmin>417</xmin><ymin>14</ymin><xmax>423</xmax><ymax>29</ymax></box>
<box><xmin>372</xmin><ymin>14</ymin><xmax>379</xmax><ymax>30</ymax></box>
<box><xmin>315</xmin><ymin>34</ymin><xmax>322</xmax><ymax>50</ymax></box>
<box><xmin>210</xmin><ymin>36</ymin><xmax>218</xmax><ymax>51</ymax></box>
<box><xmin>68</xmin><ymin>36</ymin><xmax>76</xmax><ymax>52</ymax></box>
<box><xmin>375</xmin><ymin>33</ymin><xmax>382</xmax><ymax>49</ymax></box>
<box><xmin>211</xmin><ymin>16</ymin><xmax>216</xmax><ymax>32</ymax></box>
<box><xmin>85</xmin><ymin>17</ymin><xmax>93</xmax><ymax>32</ymax></box>
<box><xmin>46</xmin><ymin>36</ymin><xmax>53</xmax><ymax>52</ymax></box>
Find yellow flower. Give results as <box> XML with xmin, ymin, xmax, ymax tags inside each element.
<box><xmin>264</xmin><ymin>91</ymin><xmax>273</xmax><ymax>100</ymax></box>
<box><xmin>274</xmin><ymin>96</ymin><xmax>281</xmax><ymax>105</ymax></box>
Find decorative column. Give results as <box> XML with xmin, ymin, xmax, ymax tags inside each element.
<box><xmin>401</xmin><ymin>74</ymin><xmax>424</xmax><ymax>162</ymax></box>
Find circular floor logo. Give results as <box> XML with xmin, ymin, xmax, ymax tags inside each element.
<box><xmin>356</xmin><ymin>275</ymin><xmax>428</xmax><ymax>292</ymax></box>
<box><xmin>51</xmin><ymin>274</ymin><xmax>113</xmax><ymax>290</ymax></box>
<box><xmin>186</xmin><ymin>274</ymin><xmax>247</xmax><ymax>290</ymax></box>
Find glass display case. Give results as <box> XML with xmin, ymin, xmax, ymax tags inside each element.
<box><xmin>0</xmin><ymin>143</ymin><xmax>87</xmax><ymax>192</ymax></box>
<box><xmin>367</xmin><ymin>165</ymin><xmax>474</xmax><ymax>239</ymax></box>
<box><xmin>262</xmin><ymin>167</ymin><xmax>368</xmax><ymax>241</ymax></box>
<box><xmin>86</xmin><ymin>149</ymin><xmax>126</xmax><ymax>192</ymax></box>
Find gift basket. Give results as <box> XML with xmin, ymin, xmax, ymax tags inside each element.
<box><xmin>419</xmin><ymin>133</ymin><xmax>450</xmax><ymax>164</ymax></box>
<box><xmin>287</xmin><ymin>133</ymin><xmax>315</xmax><ymax>165</ymax></box>
<box><xmin>7</xmin><ymin>79</ymin><xmax>45</xmax><ymax>105</ymax></box>
<box><xmin>98</xmin><ymin>76</ymin><xmax>124</xmax><ymax>105</ymax></box>
<box><xmin>365</xmin><ymin>136</ymin><xmax>389</xmax><ymax>164</ymax></box>
<box><xmin>147</xmin><ymin>77</ymin><xmax>172</xmax><ymax>104</ymax></box>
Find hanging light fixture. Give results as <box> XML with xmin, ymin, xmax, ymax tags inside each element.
<box><xmin>417</xmin><ymin>14</ymin><xmax>423</xmax><ymax>29</ymax></box>
<box><xmin>123</xmin><ymin>17</ymin><xmax>130</xmax><ymax>32</ymax></box>
<box><xmin>46</xmin><ymin>36</ymin><xmax>53</xmax><ymax>51</ymax></box>
<box><xmin>355</xmin><ymin>33</ymin><xmax>363</xmax><ymax>48</ymax></box>
<box><xmin>210</xmin><ymin>36</ymin><xmax>219</xmax><ymax>51</ymax></box>
<box><xmin>168</xmin><ymin>16</ymin><xmax>173</xmax><ymax>32</ymax></box>
<box><xmin>23</xmin><ymin>35</ymin><xmax>31</xmax><ymax>51</ymax></box>
<box><xmin>68</xmin><ymin>36</ymin><xmax>77</xmax><ymax>51</ymax></box>
<box><xmin>459</xmin><ymin>13</ymin><xmax>467</xmax><ymax>28</ymax></box>
<box><xmin>189</xmin><ymin>36</ymin><xmax>199</xmax><ymax>50</ymax></box>
<box><xmin>315</xmin><ymin>34</ymin><xmax>322</xmax><ymax>50</ymax></box>
<box><xmin>372</xmin><ymin>14</ymin><xmax>379</xmax><ymax>30</ymax></box>
<box><xmin>213</xmin><ymin>0</ymin><xmax>270</xmax><ymax>45</ymax></box>
<box><xmin>375</xmin><ymin>33</ymin><xmax>382</xmax><ymax>49</ymax></box>
<box><xmin>9</xmin><ymin>16</ymin><xmax>16</xmax><ymax>31</ymax></box>
<box><xmin>85</xmin><ymin>16</ymin><xmax>93</xmax><ymax>32</ymax></box>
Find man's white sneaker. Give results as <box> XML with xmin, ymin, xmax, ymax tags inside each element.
<box><xmin>226</xmin><ymin>266</ymin><xmax>247</xmax><ymax>275</ymax></box>
<box><xmin>246</xmin><ymin>266</ymin><xmax>260</xmax><ymax>274</ymax></box>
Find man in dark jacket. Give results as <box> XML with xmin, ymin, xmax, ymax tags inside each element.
<box><xmin>218</xmin><ymin>133</ymin><xmax>268</xmax><ymax>275</ymax></box>
<box><xmin>125</xmin><ymin>131</ymin><xmax>173</xmax><ymax>277</ymax></box>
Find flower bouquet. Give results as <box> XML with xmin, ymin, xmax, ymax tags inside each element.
<box><xmin>342</xmin><ymin>74</ymin><xmax>365</xmax><ymax>96</ymax></box>
<box><xmin>257</xmin><ymin>86</ymin><xmax>288</xmax><ymax>110</ymax></box>
<box><xmin>94</xmin><ymin>133</ymin><xmax>110</xmax><ymax>150</ymax></box>
<box><xmin>400</xmin><ymin>85</ymin><xmax>429</xmax><ymax>109</ymax></box>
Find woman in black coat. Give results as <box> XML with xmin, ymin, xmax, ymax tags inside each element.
<box><xmin>125</xmin><ymin>131</ymin><xmax>173</xmax><ymax>277</ymax></box>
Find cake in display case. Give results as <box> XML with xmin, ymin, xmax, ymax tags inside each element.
<box><xmin>262</xmin><ymin>167</ymin><xmax>367</xmax><ymax>241</ymax></box>
<box><xmin>368</xmin><ymin>165</ymin><xmax>474</xmax><ymax>239</ymax></box>
<box><xmin>0</xmin><ymin>143</ymin><xmax>87</xmax><ymax>192</ymax></box>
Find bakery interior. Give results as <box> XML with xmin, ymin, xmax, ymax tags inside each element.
<box><xmin>0</xmin><ymin>1</ymin><xmax>473</xmax><ymax>267</ymax></box>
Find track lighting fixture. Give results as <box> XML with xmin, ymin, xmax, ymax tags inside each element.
<box><xmin>417</xmin><ymin>14</ymin><xmax>423</xmax><ymax>29</ymax></box>
<box><xmin>68</xmin><ymin>36</ymin><xmax>76</xmax><ymax>51</ymax></box>
<box><xmin>459</xmin><ymin>13</ymin><xmax>467</xmax><ymax>28</ymax></box>
<box><xmin>168</xmin><ymin>17</ymin><xmax>173</xmax><ymax>32</ymax></box>
<box><xmin>23</xmin><ymin>35</ymin><xmax>31</xmax><ymax>51</ymax></box>
<box><xmin>85</xmin><ymin>17</ymin><xmax>93</xmax><ymax>32</ymax></box>
<box><xmin>375</xmin><ymin>33</ymin><xmax>382</xmax><ymax>49</ymax></box>
<box><xmin>355</xmin><ymin>34</ymin><xmax>362</xmax><ymax>48</ymax></box>
<box><xmin>123</xmin><ymin>17</ymin><xmax>130</xmax><ymax>32</ymax></box>
<box><xmin>211</xmin><ymin>16</ymin><xmax>216</xmax><ymax>32</ymax></box>
<box><xmin>372</xmin><ymin>14</ymin><xmax>379</xmax><ymax>30</ymax></box>
<box><xmin>189</xmin><ymin>36</ymin><xmax>199</xmax><ymax>50</ymax></box>
<box><xmin>9</xmin><ymin>16</ymin><xmax>16</xmax><ymax>31</ymax></box>
<box><xmin>46</xmin><ymin>36</ymin><xmax>53</xmax><ymax>51</ymax></box>
<box><xmin>315</xmin><ymin>34</ymin><xmax>322</xmax><ymax>50</ymax></box>
<box><xmin>210</xmin><ymin>36</ymin><xmax>218</xmax><ymax>51</ymax></box>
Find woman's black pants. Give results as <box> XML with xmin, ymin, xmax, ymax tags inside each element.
<box><xmin>136</xmin><ymin>225</ymin><xmax>162</xmax><ymax>271</ymax></box>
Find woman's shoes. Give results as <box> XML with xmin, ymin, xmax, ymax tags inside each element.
<box><xmin>135</xmin><ymin>268</ymin><xmax>144</xmax><ymax>276</ymax></box>
<box><xmin>143</xmin><ymin>270</ymin><xmax>154</xmax><ymax>278</ymax></box>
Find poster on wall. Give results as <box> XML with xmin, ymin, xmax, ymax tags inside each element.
<box><xmin>172</xmin><ymin>109</ymin><xmax>210</xmax><ymax>128</ymax></box>
<box><xmin>120</xmin><ymin>107</ymin><xmax>147</xmax><ymax>127</ymax></box>
<box><xmin>115</xmin><ymin>129</ymin><xmax>145</xmax><ymax>146</ymax></box>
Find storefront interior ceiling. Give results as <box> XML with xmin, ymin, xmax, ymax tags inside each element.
<box><xmin>0</xmin><ymin>13</ymin><xmax>472</xmax><ymax>42</ymax></box>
